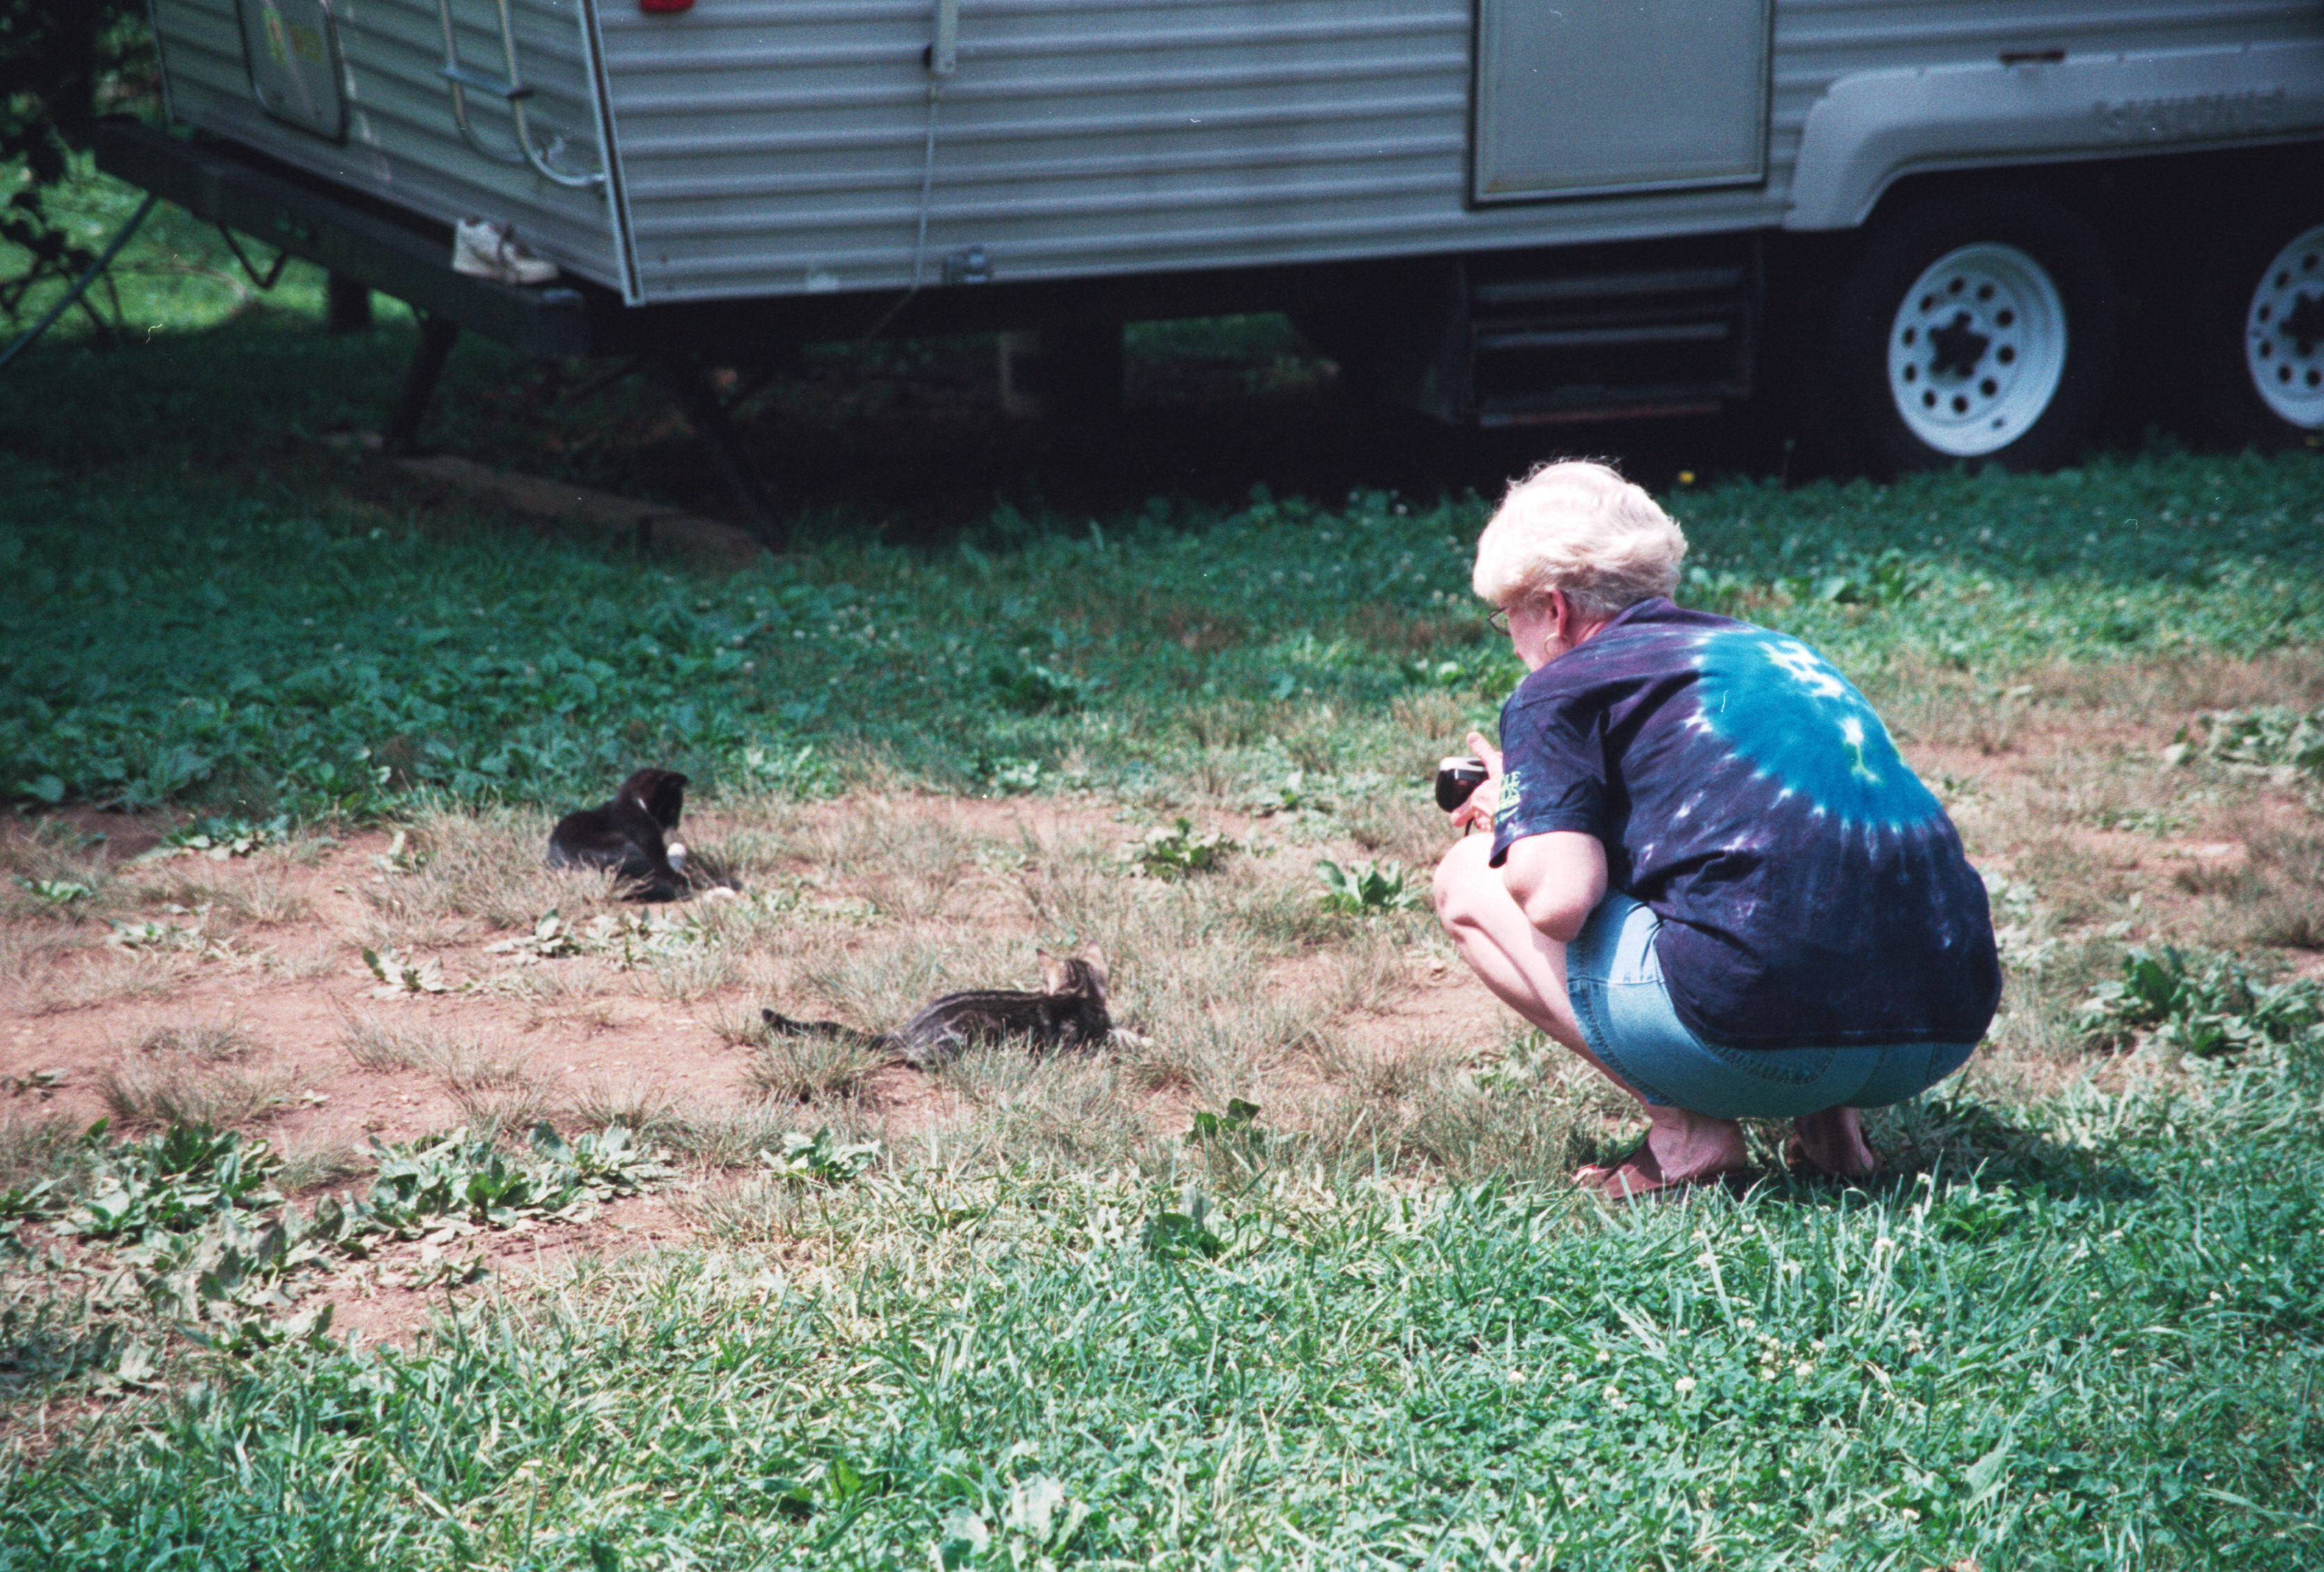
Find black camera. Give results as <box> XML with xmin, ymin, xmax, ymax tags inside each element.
<box><xmin>1434</xmin><ymin>755</ymin><xmax>1489</xmax><ymax>812</ymax></box>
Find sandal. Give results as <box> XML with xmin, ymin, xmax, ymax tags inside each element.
<box><xmin>1577</xmin><ymin>1138</ymin><xmax>1751</xmax><ymax>1203</ymax></box>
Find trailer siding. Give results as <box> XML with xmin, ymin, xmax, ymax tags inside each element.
<box><xmin>150</xmin><ymin>0</ymin><xmax>2323</xmax><ymax>307</ymax></box>
<box><xmin>149</xmin><ymin>0</ymin><xmax>628</xmax><ymax>289</ymax></box>
<box><xmin>601</xmin><ymin>0</ymin><xmax>2323</xmax><ymax>304</ymax></box>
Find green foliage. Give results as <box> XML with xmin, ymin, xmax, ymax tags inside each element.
<box><xmin>2077</xmin><ymin>945</ymin><xmax>2324</xmax><ymax>1060</ymax></box>
<box><xmin>146</xmin><ymin>812</ymin><xmax>291</xmax><ymax>861</ymax></box>
<box><xmin>0</xmin><ymin>487</ymin><xmax>844</xmax><ymax>811</ymax></box>
<box><xmin>360</xmin><ymin>946</ymin><xmax>445</xmax><ymax>997</ymax></box>
<box><xmin>757</xmin><ymin>1127</ymin><xmax>882</xmax><ymax>1185</ymax></box>
<box><xmin>1688</xmin><ymin>546</ymin><xmax>1932</xmax><ymax>616</ymax></box>
<box><xmin>4</xmin><ymin>301</ymin><xmax>2323</xmax><ymax>814</ymax></box>
<box><xmin>12</xmin><ymin>875</ymin><xmax>91</xmax><ymax>907</ymax></box>
<box><xmin>0</xmin><ymin>2</ymin><xmax>153</xmax><ymax>323</ymax></box>
<box><xmin>56</xmin><ymin>1121</ymin><xmax>281</xmax><ymax>1242</ymax></box>
<box><xmin>1</xmin><ymin>1118</ymin><xmax>675</xmax><ymax>1362</ymax></box>
<box><xmin>2163</xmin><ymin>705</ymin><xmax>2324</xmax><ymax>775</ymax></box>
<box><xmin>1138</xmin><ymin>1181</ymin><xmax>1290</xmax><ymax>1265</ymax></box>
<box><xmin>0</xmin><ymin>1178</ymin><xmax>56</xmax><ymax>1230</ymax></box>
<box><xmin>355</xmin><ymin>1123</ymin><xmax>675</xmax><ymax>1235</ymax></box>
<box><xmin>1121</xmin><ymin>817</ymin><xmax>1235</xmax><ymax>879</ymax></box>
<box><xmin>986</xmin><ymin>658</ymin><xmax>1101</xmax><ymax>715</ymax></box>
<box><xmin>480</xmin><ymin>906</ymin><xmax>719</xmax><ymax>969</ymax></box>
<box><xmin>1314</xmin><ymin>856</ymin><xmax>1421</xmax><ymax>914</ymax></box>
<box><xmin>1183</xmin><ymin>1097</ymin><xmax>1264</xmax><ymax>1145</ymax></box>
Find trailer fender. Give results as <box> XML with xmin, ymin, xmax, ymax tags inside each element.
<box><xmin>1785</xmin><ymin>41</ymin><xmax>2324</xmax><ymax>233</ymax></box>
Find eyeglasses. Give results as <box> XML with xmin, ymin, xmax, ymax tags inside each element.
<box><xmin>1485</xmin><ymin>606</ymin><xmax>1512</xmax><ymax>633</ymax></box>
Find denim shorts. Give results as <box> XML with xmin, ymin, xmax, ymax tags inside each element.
<box><xmin>1565</xmin><ymin>893</ymin><xmax>1978</xmax><ymax>1120</ymax></box>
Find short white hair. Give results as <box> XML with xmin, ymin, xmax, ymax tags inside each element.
<box><xmin>1471</xmin><ymin>460</ymin><xmax>1687</xmax><ymax>619</ymax></box>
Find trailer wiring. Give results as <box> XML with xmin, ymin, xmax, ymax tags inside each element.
<box><xmin>857</xmin><ymin>77</ymin><xmax>947</xmax><ymax>346</ymax></box>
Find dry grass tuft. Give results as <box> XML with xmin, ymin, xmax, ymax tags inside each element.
<box><xmin>451</xmin><ymin>1081</ymin><xmax>559</xmax><ymax>1136</ymax></box>
<box><xmin>1312</xmin><ymin>927</ymin><xmax>1420</xmax><ymax>1017</ymax></box>
<box><xmin>1341</xmin><ymin>793</ymin><xmax>1456</xmax><ymax>871</ymax></box>
<box><xmin>0</xmin><ymin>1112</ymin><xmax>88</xmax><ymax>1192</ymax></box>
<box><xmin>939</xmin><ymin>1048</ymin><xmax>1147</xmax><ymax>1171</ymax></box>
<box><xmin>636</xmin><ymin>946</ymin><xmax>742</xmax><ymax>1002</ymax></box>
<box><xmin>362</xmin><ymin>803</ymin><xmax>593</xmax><ymax>937</ymax></box>
<box><xmin>100</xmin><ymin>1056</ymin><xmax>302</xmax><ymax>1129</ymax></box>
<box><xmin>130</xmin><ymin>1017</ymin><xmax>258</xmax><ymax>1062</ymax></box>
<box><xmin>790</xmin><ymin>927</ymin><xmax>1030</xmax><ymax>1035</ymax></box>
<box><xmin>747</xmin><ymin>1030</ymin><xmax>883</xmax><ymax>1104</ymax></box>
<box><xmin>0</xmin><ymin>823</ymin><xmax>123</xmax><ymax>924</ymax></box>
<box><xmin>339</xmin><ymin>1014</ymin><xmax>539</xmax><ymax>1108</ymax></box>
<box><xmin>2038</xmin><ymin>648</ymin><xmax>2324</xmax><ymax>716</ymax></box>
<box><xmin>658</xmin><ymin>1098</ymin><xmax>828</xmax><ymax>1170</ymax></box>
<box><xmin>2237</xmin><ymin>822</ymin><xmax>2324</xmax><ymax>950</ymax></box>
<box><xmin>685</xmin><ymin>1133</ymin><xmax>889</xmax><ymax>1240</ymax></box>
<box><xmin>569</xmin><ymin>1072</ymin><xmax>690</xmax><ymax>1137</ymax></box>
<box><xmin>339</xmin><ymin>1013</ymin><xmax>467</xmax><ymax>1073</ymax></box>
<box><xmin>15</xmin><ymin>948</ymin><xmax>202</xmax><ymax>1015</ymax></box>
<box><xmin>277</xmin><ymin>1141</ymin><xmax>366</xmax><ymax>1191</ymax></box>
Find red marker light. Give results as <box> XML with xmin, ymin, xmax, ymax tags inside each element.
<box><xmin>640</xmin><ymin>0</ymin><xmax>692</xmax><ymax>12</ymax></box>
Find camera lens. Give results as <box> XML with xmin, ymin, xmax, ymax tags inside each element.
<box><xmin>1435</xmin><ymin>756</ymin><xmax>1489</xmax><ymax>812</ymax></box>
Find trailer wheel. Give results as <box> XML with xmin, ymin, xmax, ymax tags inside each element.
<box><xmin>1829</xmin><ymin>193</ymin><xmax>2115</xmax><ymax>473</ymax></box>
<box><xmin>2187</xmin><ymin>215</ymin><xmax>2324</xmax><ymax>449</ymax></box>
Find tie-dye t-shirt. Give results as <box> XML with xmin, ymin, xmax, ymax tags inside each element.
<box><xmin>1489</xmin><ymin>597</ymin><xmax>1999</xmax><ymax>1050</ymax></box>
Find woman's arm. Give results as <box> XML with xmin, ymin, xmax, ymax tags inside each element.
<box><xmin>1498</xmin><ymin>831</ymin><xmax>1608</xmax><ymax>944</ymax></box>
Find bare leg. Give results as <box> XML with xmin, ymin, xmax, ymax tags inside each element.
<box><xmin>1430</xmin><ymin>834</ymin><xmax>1588</xmax><ymax>1053</ymax></box>
<box><xmin>1432</xmin><ymin>835</ymin><xmax>1746</xmax><ymax>1194</ymax></box>
<box><xmin>1788</xmin><ymin>1106</ymin><xmax>1880</xmax><ymax>1176</ymax></box>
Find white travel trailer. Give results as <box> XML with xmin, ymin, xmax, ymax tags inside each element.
<box><xmin>109</xmin><ymin>0</ymin><xmax>2324</xmax><ymax>534</ymax></box>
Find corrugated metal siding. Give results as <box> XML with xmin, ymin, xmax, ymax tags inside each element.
<box><xmin>1769</xmin><ymin>1</ymin><xmax>2323</xmax><ymax>188</ymax></box>
<box><xmin>153</xmin><ymin>0</ymin><xmax>2322</xmax><ymax>308</ymax></box>
<box><xmin>604</xmin><ymin>0</ymin><xmax>2324</xmax><ymax>305</ymax></box>
<box><xmin>150</xmin><ymin>0</ymin><xmax>630</xmax><ymax>291</ymax></box>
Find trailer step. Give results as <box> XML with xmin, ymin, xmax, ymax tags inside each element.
<box><xmin>1384</xmin><ymin>240</ymin><xmax>1760</xmax><ymax>426</ymax></box>
<box><xmin>1476</xmin><ymin>321</ymin><xmax>1734</xmax><ymax>352</ymax></box>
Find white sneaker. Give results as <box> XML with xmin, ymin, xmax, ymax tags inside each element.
<box><xmin>451</xmin><ymin>217</ymin><xmax>559</xmax><ymax>286</ymax></box>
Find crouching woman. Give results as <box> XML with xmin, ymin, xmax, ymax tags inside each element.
<box><xmin>1433</xmin><ymin>462</ymin><xmax>1999</xmax><ymax>1199</ymax></box>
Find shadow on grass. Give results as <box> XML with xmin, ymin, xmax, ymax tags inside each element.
<box><xmin>1748</xmin><ymin>1091</ymin><xmax>2158</xmax><ymax>1217</ymax></box>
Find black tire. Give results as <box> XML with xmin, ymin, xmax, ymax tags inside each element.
<box><xmin>1825</xmin><ymin>190</ymin><xmax>2118</xmax><ymax>475</ymax></box>
<box><xmin>2185</xmin><ymin>210</ymin><xmax>2324</xmax><ymax>451</ymax></box>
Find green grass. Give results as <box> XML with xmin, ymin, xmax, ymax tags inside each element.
<box><xmin>7</xmin><ymin>180</ymin><xmax>2322</xmax><ymax>817</ymax></box>
<box><xmin>4</xmin><ymin>1049</ymin><xmax>2321</xmax><ymax>1569</ymax></box>
<box><xmin>3</xmin><ymin>354</ymin><xmax>2318</xmax><ymax>812</ymax></box>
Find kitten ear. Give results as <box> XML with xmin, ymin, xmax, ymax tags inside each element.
<box><xmin>1079</xmin><ymin>944</ymin><xmax>1109</xmax><ymax>987</ymax></box>
<box><xmin>1037</xmin><ymin>950</ymin><xmax>1067</xmax><ymax>993</ymax></box>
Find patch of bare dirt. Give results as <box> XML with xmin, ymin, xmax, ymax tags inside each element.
<box><xmin>4</xmin><ymin>707</ymin><xmax>2314</xmax><ymax>1344</ymax></box>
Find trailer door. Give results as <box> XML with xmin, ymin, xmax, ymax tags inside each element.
<box><xmin>1473</xmin><ymin>0</ymin><xmax>1771</xmax><ymax>203</ymax></box>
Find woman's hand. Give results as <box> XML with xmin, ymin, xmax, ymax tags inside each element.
<box><xmin>1449</xmin><ymin>730</ymin><xmax>1504</xmax><ymax>834</ymax></box>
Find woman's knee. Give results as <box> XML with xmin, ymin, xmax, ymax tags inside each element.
<box><xmin>1432</xmin><ymin>835</ymin><xmax>1498</xmax><ymax>931</ymax></box>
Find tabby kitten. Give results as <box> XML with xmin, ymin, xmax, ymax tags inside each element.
<box><xmin>547</xmin><ymin>767</ymin><xmax>704</xmax><ymax>903</ymax></box>
<box><xmin>764</xmin><ymin>948</ymin><xmax>1113</xmax><ymax>1071</ymax></box>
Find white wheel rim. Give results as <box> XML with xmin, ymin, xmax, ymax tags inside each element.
<box><xmin>2244</xmin><ymin>222</ymin><xmax>2324</xmax><ymax>429</ymax></box>
<box><xmin>1884</xmin><ymin>242</ymin><xmax>2068</xmax><ymax>457</ymax></box>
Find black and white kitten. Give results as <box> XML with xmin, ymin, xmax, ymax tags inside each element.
<box><xmin>764</xmin><ymin>949</ymin><xmax>1115</xmax><ymax>1071</ymax></box>
<box><xmin>548</xmin><ymin>767</ymin><xmax>726</xmax><ymax>902</ymax></box>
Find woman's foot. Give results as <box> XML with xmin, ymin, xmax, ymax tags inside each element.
<box><xmin>1578</xmin><ymin>1111</ymin><xmax>1749</xmax><ymax>1200</ymax></box>
<box><xmin>1785</xmin><ymin>1106</ymin><xmax>1880</xmax><ymax>1178</ymax></box>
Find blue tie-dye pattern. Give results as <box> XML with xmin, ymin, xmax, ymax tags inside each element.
<box><xmin>1690</xmin><ymin>628</ymin><xmax>1940</xmax><ymax>828</ymax></box>
<box><xmin>1489</xmin><ymin>600</ymin><xmax>1998</xmax><ymax>1047</ymax></box>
